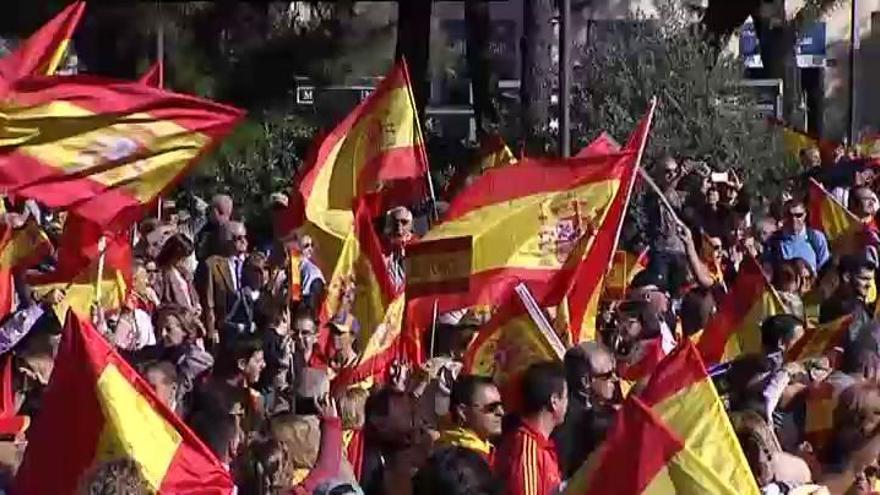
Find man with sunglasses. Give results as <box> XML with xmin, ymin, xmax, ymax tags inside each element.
<box><xmin>437</xmin><ymin>375</ymin><xmax>504</xmax><ymax>463</ymax></box>
<box><xmin>765</xmin><ymin>199</ymin><xmax>829</xmax><ymax>273</ymax></box>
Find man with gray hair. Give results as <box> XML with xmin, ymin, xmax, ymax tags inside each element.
<box><xmin>197</xmin><ymin>220</ymin><xmax>249</xmax><ymax>345</ymax></box>
<box><xmin>383</xmin><ymin>206</ymin><xmax>414</xmax><ymax>290</ymax></box>
<box><xmin>552</xmin><ymin>341</ymin><xmax>620</xmax><ymax>477</ymax></box>
<box><xmin>197</xmin><ymin>193</ymin><xmax>234</xmax><ymax>259</ymax></box>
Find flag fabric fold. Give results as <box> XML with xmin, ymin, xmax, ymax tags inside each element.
<box><xmin>282</xmin><ymin>59</ymin><xmax>429</xmax><ymax>275</ymax></box>
<box><xmin>565</xmin><ymin>343</ymin><xmax>759</xmax><ymax>495</ymax></box>
<box><xmin>604</xmin><ymin>249</ymin><xmax>649</xmax><ymax>300</ymax></box>
<box><xmin>14</xmin><ymin>313</ymin><xmax>234</xmax><ymax>494</ymax></box>
<box><xmin>697</xmin><ymin>256</ymin><xmax>786</xmax><ymax>364</ymax></box>
<box><xmin>0</xmin><ymin>1</ymin><xmax>85</xmax><ymax>92</ymax></box>
<box><xmin>0</xmin><ymin>220</ymin><xmax>53</xmax><ymax>320</ymax></box>
<box><xmin>138</xmin><ymin>60</ymin><xmax>164</xmax><ymax>89</ymax></box>
<box><xmin>807</xmin><ymin>178</ymin><xmax>863</xmax><ymax>254</ymax></box>
<box><xmin>0</xmin><ymin>75</ymin><xmax>244</xmax><ymax>229</ymax></box>
<box><xmin>786</xmin><ymin>315</ymin><xmax>853</xmax><ymax>363</ymax></box>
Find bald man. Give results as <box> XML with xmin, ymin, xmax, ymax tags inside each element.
<box><xmin>197</xmin><ymin>221</ymin><xmax>249</xmax><ymax>345</ymax></box>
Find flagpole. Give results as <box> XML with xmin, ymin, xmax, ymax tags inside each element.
<box><xmin>606</xmin><ymin>97</ymin><xmax>657</xmax><ymax>273</ymax></box>
<box><xmin>94</xmin><ymin>236</ymin><xmax>106</xmax><ymax>305</ymax></box>
<box><xmin>429</xmin><ymin>299</ymin><xmax>439</xmax><ymax>359</ymax></box>
<box><xmin>400</xmin><ymin>57</ymin><xmax>439</xmax><ymax>222</ymax></box>
<box><xmin>155</xmin><ymin>5</ymin><xmax>165</xmax><ymax>221</ymax></box>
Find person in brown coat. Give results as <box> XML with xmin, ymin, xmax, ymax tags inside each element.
<box><xmin>197</xmin><ymin>221</ymin><xmax>249</xmax><ymax>346</ymax></box>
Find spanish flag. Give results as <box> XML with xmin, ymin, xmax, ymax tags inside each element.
<box><xmin>138</xmin><ymin>60</ymin><xmax>164</xmax><ymax>88</ymax></box>
<box><xmin>786</xmin><ymin>314</ymin><xmax>853</xmax><ymax>363</ymax></box>
<box><xmin>576</xmin><ymin>131</ymin><xmax>621</xmax><ymax>158</ymax></box>
<box><xmin>0</xmin><ymin>1</ymin><xmax>85</xmax><ymax>91</ymax></box>
<box><xmin>561</xmin><ymin>104</ymin><xmax>654</xmax><ymax>343</ymax></box>
<box><xmin>283</xmin><ymin>59</ymin><xmax>429</xmax><ymax>275</ymax></box>
<box><xmin>14</xmin><ymin>313</ymin><xmax>234</xmax><ymax>494</ymax></box>
<box><xmin>604</xmin><ymin>249</ymin><xmax>649</xmax><ymax>300</ymax></box>
<box><xmin>29</xmin><ymin>214</ymin><xmax>131</xmax><ymax>320</ymax></box>
<box><xmin>565</xmin><ymin>343</ymin><xmax>759</xmax><ymax>495</ymax></box>
<box><xmin>0</xmin><ymin>220</ymin><xmax>53</xmax><ymax>319</ymax></box>
<box><xmin>0</xmin><ymin>75</ymin><xmax>244</xmax><ymax>229</ymax></box>
<box><xmin>323</xmin><ymin>196</ymin><xmax>412</xmax><ymax>390</ymax></box>
<box><xmin>697</xmin><ymin>256</ymin><xmax>786</xmax><ymax>364</ymax></box>
<box><xmin>443</xmin><ymin>133</ymin><xmax>517</xmax><ymax>200</ymax></box>
<box><xmin>807</xmin><ymin>178</ymin><xmax>862</xmax><ymax>253</ymax></box>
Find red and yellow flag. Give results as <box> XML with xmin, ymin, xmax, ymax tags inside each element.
<box><xmin>138</xmin><ymin>60</ymin><xmax>164</xmax><ymax>88</ymax></box>
<box><xmin>0</xmin><ymin>1</ymin><xmax>85</xmax><ymax>92</ymax></box>
<box><xmin>282</xmin><ymin>59</ymin><xmax>429</xmax><ymax>275</ymax></box>
<box><xmin>14</xmin><ymin>313</ymin><xmax>234</xmax><ymax>494</ymax></box>
<box><xmin>807</xmin><ymin>178</ymin><xmax>863</xmax><ymax>253</ymax></box>
<box><xmin>323</xmin><ymin>196</ymin><xmax>411</xmax><ymax>391</ymax></box>
<box><xmin>443</xmin><ymin>133</ymin><xmax>517</xmax><ymax>201</ymax></box>
<box><xmin>786</xmin><ymin>314</ymin><xmax>853</xmax><ymax>363</ymax></box>
<box><xmin>565</xmin><ymin>343</ymin><xmax>759</xmax><ymax>495</ymax></box>
<box><xmin>576</xmin><ymin>131</ymin><xmax>621</xmax><ymax>158</ymax></box>
<box><xmin>0</xmin><ymin>221</ymin><xmax>53</xmax><ymax>320</ymax></box>
<box><xmin>29</xmin><ymin>214</ymin><xmax>131</xmax><ymax>320</ymax></box>
<box><xmin>0</xmin><ymin>76</ymin><xmax>244</xmax><ymax>229</ymax></box>
<box><xmin>560</xmin><ymin>105</ymin><xmax>654</xmax><ymax>343</ymax></box>
<box><xmin>604</xmin><ymin>249</ymin><xmax>649</xmax><ymax>300</ymax></box>
<box><xmin>697</xmin><ymin>256</ymin><xmax>786</xmax><ymax>364</ymax></box>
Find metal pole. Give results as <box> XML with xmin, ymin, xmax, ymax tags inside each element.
<box><xmin>849</xmin><ymin>0</ymin><xmax>858</xmax><ymax>143</ymax></box>
<box><xmin>558</xmin><ymin>0</ymin><xmax>571</xmax><ymax>157</ymax></box>
<box><xmin>156</xmin><ymin>7</ymin><xmax>165</xmax><ymax>220</ymax></box>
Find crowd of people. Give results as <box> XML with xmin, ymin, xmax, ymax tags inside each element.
<box><xmin>3</xmin><ymin>142</ymin><xmax>880</xmax><ymax>495</ymax></box>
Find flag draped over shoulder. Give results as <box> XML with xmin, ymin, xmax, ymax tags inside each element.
<box><xmin>0</xmin><ymin>76</ymin><xmax>244</xmax><ymax>229</ymax></box>
<box><xmin>282</xmin><ymin>59</ymin><xmax>429</xmax><ymax>275</ymax></box>
<box><xmin>807</xmin><ymin>178</ymin><xmax>862</xmax><ymax>253</ymax></box>
<box><xmin>14</xmin><ymin>313</ymin><xmax>234</xmax><ymax>494</ymax></box>
<box><xmin>0</xmin><ymin>1</ymin><xmax>85</xmax><ymax>92</ymax></box>
<box><xmin>29</xmin><ymin>214</ymin><xmax>131</xmax><ymax>320</ymax></box>
<box><xmin>565</xmin><ymin>343</ymin><xmax>759</xmax><ymax>495</ymax></box>
<box><xmin>323</xmin><ymin>196</ymin><xmax>410</xmax><ymax>391</ymax></box>
<box><xmin>698</xmin><ymin>256</ymin><xmax>786</xmax><ymax>364</ymax></box>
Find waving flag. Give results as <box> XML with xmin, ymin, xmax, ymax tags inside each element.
<box><xmin>282</xmin><ymin>59</ymin><xmax>429</xmax><ymax>275</ymax></box>
<box><xmin>29</xmin><ymin>214</ymin><xmax>131</xmax><ymax>319</ymax></box>
<box><xmin>443</xmin><ymin>133</ymin><xmax>517</xmax><ymax>201</ymax></box>
<box><xmin>698</xmin><ymin>256</ymin><xmax>786</xmax><ymax>364</ymax></box>
<box><xmin>0</xmin><ymin>76</ymin><xmax>244</xmax><ymax>229</ymax></box>
<box><xmin>0</xmin><ymin>1</ymin><xmax>85</xmax><ymax>92</ymax></box>
<box><xmin>0</xmin><ymin>220</ymin><xmax>53</xmax><ymax>319</ymax></box>
<box><xmin>604</xmin><ymin>249</ymin><xmax>649</xmax><ymax>299</ymax></box>
<box><xmin>565</xmin><ymin>343</ymin><xmax>759</xmax><ymax>495</ymax></box>
<box><xmin>807</xmin><ymin>178</ymin><xmax>863</xmax><ymax>254</ymax></box>
<box><xmin>14</xmin><ymin>313</ymin><xmax>233</xmax><ymax>494</ymax></box>
<box><xmin>323</xmin><ymin>196</ymin><xmax>412</xmax><ymax>391</ymax></box>
<box><xmin>561</xmin><ymin>103</ymin><xmax>654</xmax><ymax>343</ymax></box>
<box><xmin>138</xmin><ymin>60</ymin><xmax>164</xmax><ymax>88</ymax></box>
<box><xmin>786</xmin><ymin>314</ymin><xmax>853</xmax><ymax>363</ymax></box>
<box><xmin>576</xmin><ymin>132</ymin><xmax>621</xmax><ymax>158</ymax></box>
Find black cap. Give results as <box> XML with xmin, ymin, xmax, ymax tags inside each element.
<box><xmin>629</xmin><ymin>269</ymin><xmax>667</xmax><ymax>292</ymax></box>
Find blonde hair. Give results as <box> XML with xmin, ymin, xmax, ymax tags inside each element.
<box><xmin>337</xmin><ymin>387</ymin><xmax>369</xmax><ymax>430</ymax></box>
<box><xmin>270</xmin><ymin>414</ymin><xmax>320</xmax><ymax>469</ymax></box>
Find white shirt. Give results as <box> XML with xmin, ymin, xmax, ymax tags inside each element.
<box><xmin>227</xmin><ymin>255</ymin><xmax>245</xmax><ymax>291</ymax></box>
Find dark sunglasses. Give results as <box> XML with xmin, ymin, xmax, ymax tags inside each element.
<box><xmin>786</xmin><ymin>211</ymin><xmax>806</xmax><ymax>219</ymax></box>
<box><xmin>592</xmin><ymin>370</ymin><xmax>617</xmax><ymax>381</ymax></box>
<box><xmin>472</xmin><ymin>401</ymin><xmax>504</xmax><ymax>415</ymax></box>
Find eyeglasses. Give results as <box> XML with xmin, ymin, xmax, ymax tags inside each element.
<box><xmin>786</xmin><ymin>211</ymin><xmax>806</xmax><ymax>219</ymax></box>
<box><xmin>710</xmin><ymin>244</ymin><xmax>723</xmax><ymax>252</ymax></box>
<box><xmin>471</xmin><ymin>401</ymin><xmax>504</xmax><ymax>415</ymax></box>
<box><xmin>591</xmin><ymin>370</ymin><xmax>617</xmax><ymax>381</ymax></box>
<box><xmin>233</xmin><ymin>235</ymin><xmax>248</xmax><ymax>241</ymax></box>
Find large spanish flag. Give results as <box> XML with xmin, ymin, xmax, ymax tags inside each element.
<box><xmin>0</xmin><ymin>1</ymin><xmax>85</xmax><ymax>92</ymax></box>
<box><xmin>0</xmin><ymin>75</ymin><xmax>244</xmax><ymax>229</ymax></box>
<box><xmin>565</xmin><ymin>343</ymin><xmax>759</xmax><ymax>495</ymax></box>
<box><xmin>29</xmin><ymin>214</ymin><xmax>131</xmax><ymax>320</ymax></box>
<box><xmin>14</xmin><ymin>313</ymin><xmax>234</xmax><ymax>494</ymax></box>
<box><xmin>576</xmin><ymin>131</ymin><xmax>621</xmax><ymax>158</ymax></box>
<box><xmin>697</xmin><ymin>256</ymin><xmax>786</xmax><ymax>364</ymax></box>
<box><xmin>322</xmin><ymin>196</ymin><xmax>413</xmax><ymax>390</ymax></box>
<box><xmin>560</xmin><ymin>103</ymin><xmax>654</xmax><ymax>343</ymax></box>
<box><xmin>283</xmin><ymin>59</ymin><xmax>429</xmax><ymax>275</ymax></box>
<box><xmin>807</xmin><ymin>178</ymin><xmax>862</xmax><ymax>253</ymax></box>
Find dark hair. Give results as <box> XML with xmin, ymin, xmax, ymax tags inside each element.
<box><xmin>771</xmin><ymin>260</ymin><xmax>801</xmax><ymax>292</ymax></box>
<box><xmin>520</xmin><ymin>361</ymin><xmax>566</xmax><ymax>416</ymax></box>
<box><xmin>760</xmin><ymin>314</ymin><xmax>803</xmax><ymax>354</ymax></box>
<box><xmin>189</xmin><ymin>410</ymin><xmax>237</xmax><ymax>461</ymax></box>
<box><xmin>154</xmin><ymin>233</ymin><xmax>194</xmax><ymax>269</ymax></box>
<box><xmin>215</xmin><ymin>335</ymin><xmax>264</xmax><ymax>378</ymax></box>
<box><xmin>365</xmin><ymin>386</ymin><xmax>406</xmax><ymax>419</ymax></box>
<box><xmin>839</xmin><ymin>254</ymin><xmax>876</xmax><ymax>277</ymax></box>
<box><xmin>450</xmin><ymin>375</ymin><xmax>496</xmax><ymax>415</ymax></box>
<box><xmin>412</xmin><ymin>447</ymin><xmax>499</xmax><ymax>495</ymax></box>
